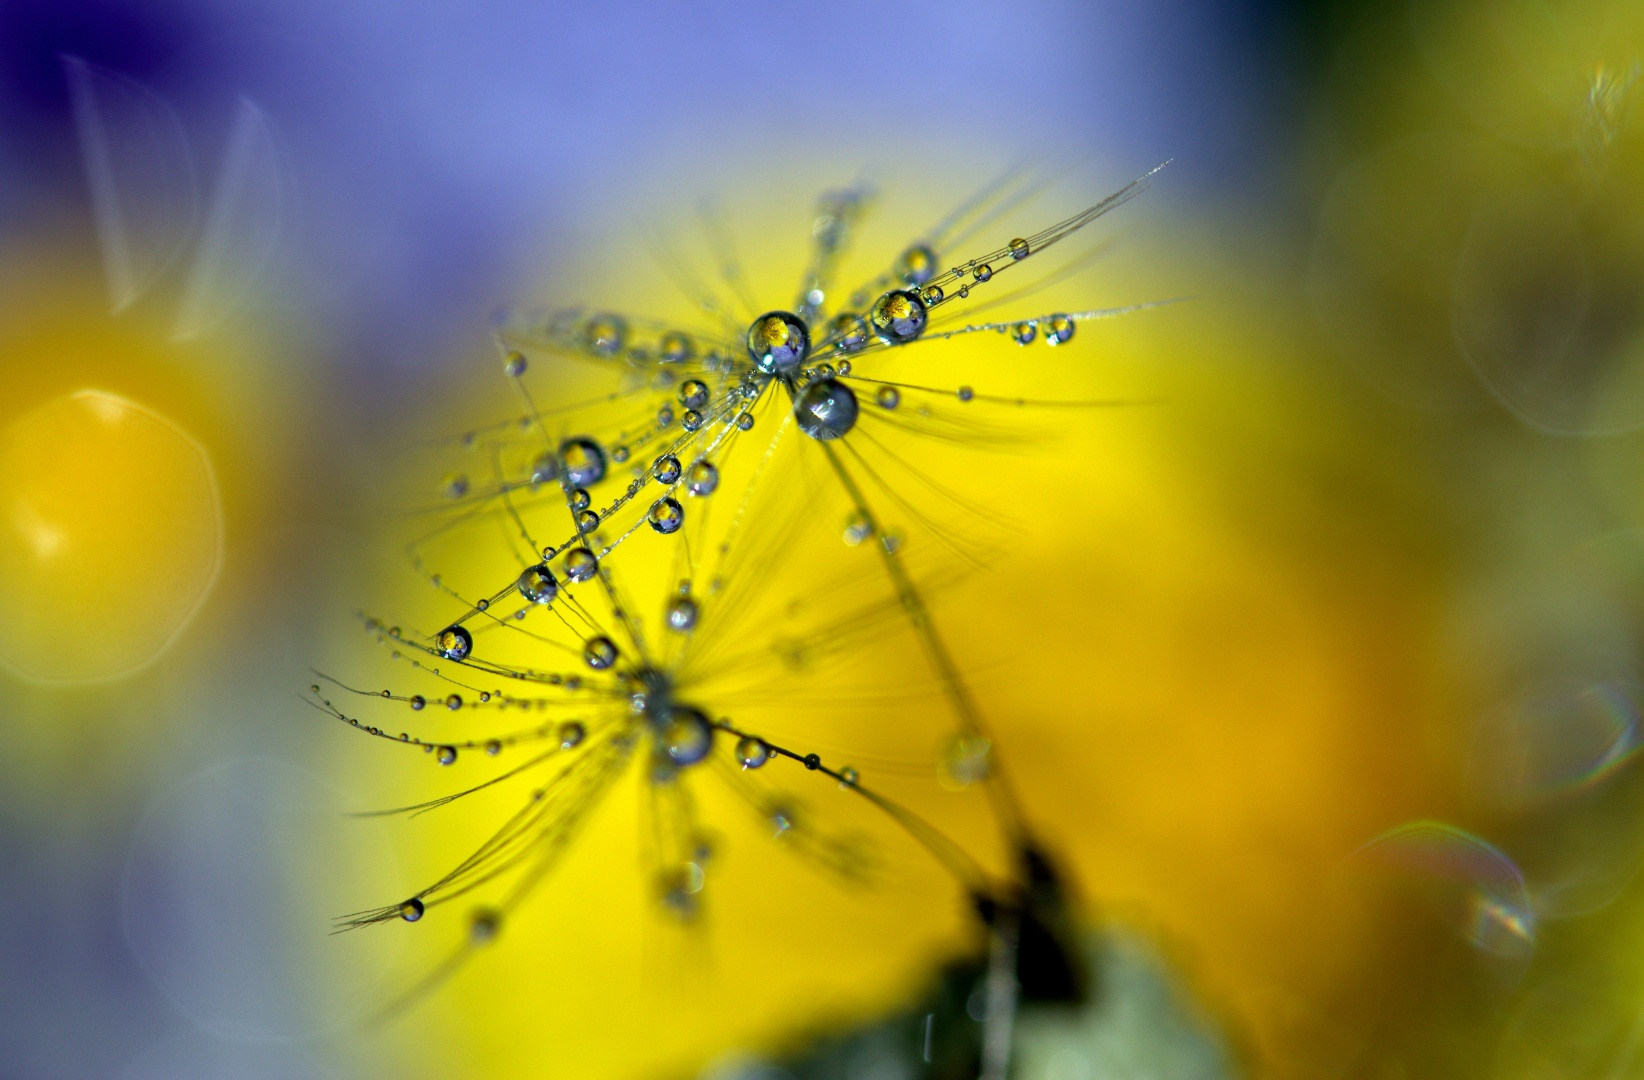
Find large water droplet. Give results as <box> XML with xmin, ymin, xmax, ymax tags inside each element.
<box><xmin>649</xmin><ymin>497</ymin><xmax>684</xmax><ymax>534</ymax></box>
<box><xmin>584</xmin><ymin>314</ymin><xmax>626</xmax><ymax>356</ymax></box>
<box><xmin>436</xmin><ymin>744</ymin><xmax>458</xmax><ymax>766</ymax></box>
<box><xmin>679</xmin><ymin>380</ymin><xmax>708</xmax><ymax>410</ymax></box>
<box><xmin>518</xmin><ymin>564</ymin><xmax>558</xmax><ymax>604</ymax></box>
<box><xmin>898</xmin><ymin>244</ymin><xmax>938</xmax><ymax>286</ymax></box>
<box><xmin>1008</xmin><ymin>237</ymin><xmax>1030</xmax><ymax>260</ymax></box>
<box><xmin>830</xmin><ymin>312</ymin><xmax>869</xmax><ymax>352</ymax></box>
<box><xmin>436</xmin><ymin>625</ymin><xmax>472</xmax><ymax>661</ymax></box>
<box><xmin>660</xmin><ymin>706</ymin><xmax>714</xmax><ymax>766</ymax></box>
<box><xmin>584</xmin><ymin>636</ymin><xmax>618</xmax><ymax>670</ymax></box>
<box><xmin>870</xmin><ymin>290</ymin><xmax>928</xmax><ymax>344</ymax></box>
<box><xmin>876</xmin><ymin>385</ymin><xmax>900</xmax><ymax>409</ymax></box>
<box><xmin>399</xmin><ymin>898</ymin><xmax>424</xmax><ymax>922</ymax></box>
<box><xmin>653</xmin><ymin>455</ymin><xmax>682</xmax><ymax>485</ymax></box>
<box><xmin>576</xmin><ymin>509</ymin><xmax>599</xmax><ymax>534</ymax></box>
<box><xmin>747</xmin><ymin>311</ymin><xmax>810</xmax><ymax>375</ymax></box>
<box><xmin>794</xmin><ymin>378</ymin><xmax>859</xmax><ymax>441</ymax></box>
<box><xmin>1044</xmin><ymin>314</ymin><xmax>1075</xmax><ymax>345</ymax></box>
<box><xmin>659</xmin><ymin>331</ymin><xmax>694</xmax><ymax>364</ymax></box>
<box><xmin>667</xmin><ymin>595</ymin><xmax>698</xmax><ymax>631</ymax></box>
<box><xmin>559</xmin><ymin>438</ymin><xmax>607</xmax><ymax>487</ymax></box>
<box><xmin>735</xmin><ymin>736</ymin><xmax>770</xmax><ymax>769</ymax></box>
<box><xmin>560</xmin><ymin>721</ymin><xmax>586</xmax><ymax>749</ymax></box>
<box><xmin>686</xmin><ymin>460</ymin><xmax>718</xmax><ymax>496</ymax></box>
<box><xmin>1011</xmin><ymin>321</ymin><xmax>1037</xmax><ymax>346</ymax></box>
<box><xmin>503</xmin><ymin>352</ymin><xmax>527</xmax><ymax>377</ymax></box>
<box><xmin>564</xmin><ymin>548</ymin><xmax>598</xmax><ymax>582</ymax></box>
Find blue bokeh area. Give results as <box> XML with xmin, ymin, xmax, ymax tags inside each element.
<box><xmin>0</xmin><ymin>0</ymin><xmax>1278</xmax><ymax>382</ymax></box>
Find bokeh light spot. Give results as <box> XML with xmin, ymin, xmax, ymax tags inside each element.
<box><xmin>0</xmin><ymin>388</ymin><xmax>221</xmax><ymax>684</ymax></box>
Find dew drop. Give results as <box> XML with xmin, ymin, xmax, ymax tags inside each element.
<box><xmin>1008</xmin><ymin>237</ymin><xmax>1030</xmax><ymax>260</ymax></box>
<box><xmin>569</xmin><ymin>487</ymin><xmax>592</xmax><ymax>512</ymax></box>
<box><xmin>843</xmin><ymin>511</ymin><xmax>874</xmax><ymax>546</ymax></box>
<box><xmin>686</xmin><ymin>460</ymin><xmax>718</xmax><ymax>497</ymax></box>
<box><xmin>747</xmin><ymin>311</ymin><xmax>811</xmax><ymax>375</ymax></box>
<box><xmin>436</xmin><ymin>625</ymin><xmax>472</xmax><ymax>662</ymax></box>
<box><xmin>503</xmin><ymin>351</ymin><xmax>527</xmax><ymax>377</ymax></box>
<box><xmin>445</xmin><ymin>693</ymin><xmax>463</xmax><ymax>711</ymax></box>
<box><xmin>652</xmin><ymin>455</ymin><xmax>683</xmax><ymax>485</ymax></box>
<box><xmin>898</xmin><ymin>244</ymin><xmax>938</xmax><ymax>286</ymax></box>
<box><xmin>583</xmin><ymin>636</ymin><xmax>618</xmax><ymax>670</ymax></box>
<box><xmin>560</xmin><ymin>721</ymin><xmax>586</xmax><ymax>749</ymax></box>
<box><xmin>838</xmin><ymin>360</ymin><xmax>852</xmax><ymax>376</ymax></box>
<box><xmin>736</xmin><ymin>736</ymin><xmax>770</xmax><ymax>769</ymax></box>
<box><xmin>485</xmin><ymin>739</ymin><xmax>502</xmax><ymax>756</ymax></box>
<box><xmin>679</xmin><ymin>380</ymin><xmax>709</xmax><ymax>410</ymax></box>
<box><xmin>922</xmin><ymin>285</ymin><xmax>944</xmax><ymax>305</ymax></box>
<box><xmin>1011</xmin><ymin>321</ymin><xmax>1037</xmax><ymax>346</ymax></box>
<box><xmin>660</xmin><ymin>706</ymin><xmax>714</xmax><ymax>766</ymax></box>
<box><xmin>958</xmin><ymin>386</ymin><xmax>974</xmax><ymax>402</ymax></box>
<box><xmin>839</xmin><ymin>766</ymin><xmax>860</xmax><ymax>788</ymax></box>
<box><xmin>530</xmin><ymin>452</ymin><xmax>560</xmax><ymax>487</ymax></box>
<box><xmin>518</xmin><ymin>564</ymin><xmax>559</xmax><ymax>604</ymax></box>
<box><xmin>442</xmin><ymin>474</ymin><xmax>469</xmax><ymax>499</ymax></box>
<box><xmin>612</xmin><ymin>446</ymin><xmax>630</xmax><ymax>464</ymax></box>
<box><xmin>869</xmin><ymin>290</ymin><xmax>928</xmax><ymax>344</ymax></box>
<box><xmin>876</xmin><ymin>385</ymin><xmax>900</xmax><ymax>410</ymax></box>
<box><xmin>410</xmin><ymin>695</ymin><xmax>425</xmax><ymax>710</ymax></box>
<box><xmin>584</xmin><ymin>314</ymin><xmax>627</xmax><ymax>356</ymax></box>
<box><xmin>648</xmin><ymin>497</ymin><xmax>685</xmax><ymax>534</ymax></box>
<box><xmin>1044</xmin><ymin>314</ymin><xmax>1076</xmax><ymax>345</ymax></box>
<box><xmin>794</xmin><ymin>378</ymin><xmax>859</xmax><ymax>441</ymax></box>
<box><xmin>564</xmin><ymin>548</ymin><xmax>598</xmax><ymax>582</ymax></box>
<box><xmin>468</xmin><ymin>908</ymin><xmax>500</xmax><ymax>944</ymax></box>
<box><xmin>667</xmin><ymin>595</ymin><xmax>698</xmax><ymax>632</ymax></box>
<box><xmin>559</xmin><ymin>438</ymin><xmax>607</xmax><ymax>487</ymax></box>
<box><xmin>436</xmin><ymin>745</ymin><xmax>458</xmax><ymax>766</ymax></box>
<box><xmin>829</xmin><ymin>312</ymin><xmax>870</xmax><ymax>353</ymax></box>
<box><xmin>939</xmin><ymin>734</ymin><xmax>992</xmax><ymax>789</ymax></box>
<box><xmin>659</xmin><ymin>331</ymin><xmax>695</xmax><ymax>364</ymax></box>
<box><xmin>803</xmin><ymin>753</ymin><xmax>821</xmax><ymax>770</ymax></box>
<box><xmin>399</xmin><ymin>898</ymin><xmax>424</xmax><ymax>922</ymax></box>
<box><xmin>657</xmin><ymin>405</ymin><xmax>675</xmax><ymax>426</ymax></box>
<box><xmin>973</xmin><ymin>263</ymin><xmax>993</xmax><ymax>283</ymax></box>
<box><xmin>681</xmin><ymin>410</ymin><xmax>704</xmax><ymax>432</ymax></box>
<box><xmin>735</xmin><ymin>412</ymin><xmax>754</xmax><ymax>431</ymax></box>
<box><xmin>577</xmin><ymin>509</ymin><xmax>600</xmax><ymax>534</ymax></box>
